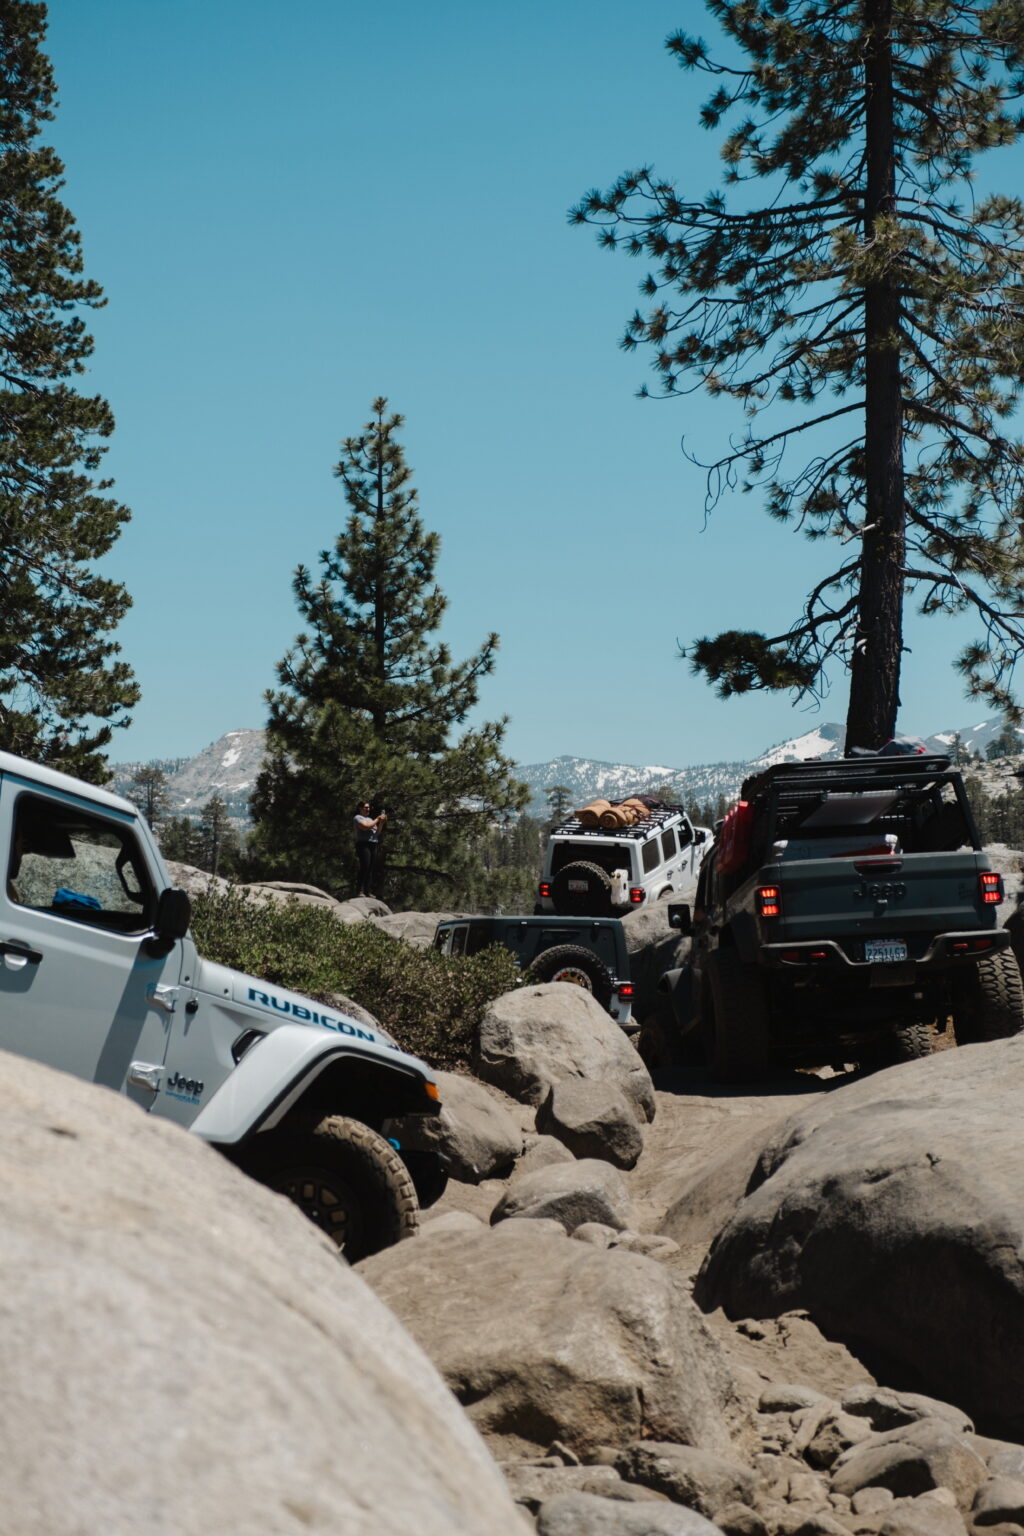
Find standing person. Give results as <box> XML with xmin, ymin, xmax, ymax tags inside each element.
<box><xmin>353</xmin><ymin>800</ymin><xmax>386</xmax><ymax>897</ymax></box>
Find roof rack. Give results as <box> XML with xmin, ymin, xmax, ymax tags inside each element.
<box><xmin>740</xmin><ymin>754</ymin><xmax>953</xmax><ymax>801</ymax></box>
<box><xmin>552</xmin><ymin>804</ymin><xmax>685</xmax><ymax>840</ymax></box>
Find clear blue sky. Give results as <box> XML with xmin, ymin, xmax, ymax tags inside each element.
<box><xmin>45</xmin><ymin>0</ymin><xmax>997</xmax><ymax>770</ymax></box>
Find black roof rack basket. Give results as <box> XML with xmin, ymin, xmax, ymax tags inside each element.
<box><xmin>740</xmin><ymin>753</ymin><xmax>953</xmax><ymax>802</ymax></box>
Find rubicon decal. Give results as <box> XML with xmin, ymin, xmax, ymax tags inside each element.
<box><xmin>247</xmin><ymin>987</ymin><xmax>377</xmax><ymax>1040</ymax></box>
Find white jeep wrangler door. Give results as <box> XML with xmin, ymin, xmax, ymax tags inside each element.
<box><xmin>0</xmin><ymin>781</ymin><xmax>183</xmax><ymax>1108</ymax></box>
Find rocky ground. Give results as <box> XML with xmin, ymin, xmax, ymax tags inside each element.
<box><xmin>9</xmin><ymin>857</ymin><xmax>1024</xmax><ymax>1535</ymax></box>
<box><xmin>363</xmin><ymin>1021</ymin><xmax>1024</xmax><ymax>1536</ymax></box>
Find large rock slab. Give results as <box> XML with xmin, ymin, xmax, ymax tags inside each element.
<box><xmin>371</xmin><ymin>910</ymin><xmax>461</xmax><ymax>946</ymax></box>
<box><xmin>474</xmin><ymin>984</ymin><xmax>656</xmax><ymax>1123</ymax></box>
<box><xmin>0</xmin><ymin>1051</ymin><xmax>525</xmax><ymax>1536</ymax></box>
<box><xmin>536</xmin><ymin>1079</ymin><xmax>645</xmax><ymax>1169</ymax></box>
<box><xmin>620</xmin><ymin>897</ymin><xmax>690</xmax><ymax>1021</ymax></box>
<box><xmin>388</xmin><ymin>1069</ymin><xmax>523</xmax><ymax>1182</ymax></box>
<box><xmin>358</xmin><ymin>1221</ymin><xmax>752</xmax><ymax>1461</ymax></box>
<box><xmin>491</xmin><ymin>1158</ymin><xmax>636</xmax><ymax>1232</ymax></box>
<box><xmin>829</xmin><ymin>1418</ymin><xmax>988</xmax><ymax>1511</ymax></box>
<box><xmin>694</xmin><ymin>1040</ymin><xmax>1024</xmax><ymax>1437</ymax></box>
<box><xmin>536</xmin><ymin>1492</ymin><xmax>723</xmax><ymax>1534</ymax></box>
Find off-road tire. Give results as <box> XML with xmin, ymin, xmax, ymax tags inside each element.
<box><xmin>891</xmin><ymin>1022</ymin><xmax>936</xmax><ymax>1061</ymax></box>
<box><xmin>954</xmin><ymin>949</ymin><xmax>1024</xmax><ymax>1044</ymax></box>
<box><xmin>550</xmin><ymin>860</ymin><xmax>614</xmax><ymax>917</ymax></box>
<box><xmin>703</xmin><ymin>949</ymin><xmax>769</xmax><ymax>1082</ymax></box>
<box><xmin>858</xmin><ymin>1020</ymin><xmax>936</xmax><ymax>1070</ymax></box>
<box><xmin>636</xmin><ymin>1006</ymin><xmax>701</xmax><ymax>1073</ymax></box>
<box><xmin>242</xmin><ymin>1114</ymin><xmax>419</xmax><ymax>1261</ymax></box>
<box><xmin>527</xmin><ymin>944</ymin><xmax>614</xmax><ymax>1010</ymax></box>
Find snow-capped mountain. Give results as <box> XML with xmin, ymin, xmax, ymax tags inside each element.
<box><xmin>110</xmin><ymin>715</ymin><xmax>1024</xmax><ymax>824</ymax></box>
<box><xmin>511</xmin><ymin>755</ymin><xmax>750</xmax><ymax>818</ymax></box>
<box><xmin>110</xmin><ymin>729</ymin><xmax>265</xmax><ymax>820</ymax></box>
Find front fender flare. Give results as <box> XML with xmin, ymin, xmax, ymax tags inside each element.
<box><xmin>190</xmin><ymin>1024</ymin><xmax>434</xmax><ymax>1146</ymax></box>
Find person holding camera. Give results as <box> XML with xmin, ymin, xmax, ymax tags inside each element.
<box><xmin>353</xmin><ymin>800</ymin><xmax>386</xmax><ymax>897</ymax></box>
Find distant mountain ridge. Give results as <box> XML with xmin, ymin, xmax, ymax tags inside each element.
<box><xmin>110</xmin><ymin>716</ymin><xmax>1024</xmax><ymax>824</ymax></box>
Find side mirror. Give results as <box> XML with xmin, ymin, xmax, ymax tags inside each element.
<box><xmin>667</xmin><ymin>902</ymin><xmax>692</xmax><ymax>935</ymax></box>
<box><xmin>146</xmin><ymin>886</ymin><xmax>191</xmax><ymax>956</ymax></box>
<box><xmin>694</xmin><ymin>828</ymin><xmax>707</xmax><ymax>844</ymax></box>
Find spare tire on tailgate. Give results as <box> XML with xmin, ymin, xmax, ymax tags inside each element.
<box><xmin>551</xmin><ymin>860</ymin><xmax>614</xmax><ymax>916</ymax></box>
<box><xmin>527</xmin><ymin>945</ymin><xmax>614</xmax><ymax>1011</ymax></box>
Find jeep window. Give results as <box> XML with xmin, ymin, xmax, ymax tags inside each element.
<box><xmin>661</xmin><ymin>828</ymin><xmax>678</xmax><ymax>860</ymax></box>
<box><xmin>549</xmin><ymin>842</ymin><xmax>634</xmax><ymax>879</ymax></box>
<box><xmin>641</xmin><ymin>838</ymin><xmax>661</xmax><ymax>874</ymax></box>
<box><xmin>6</xmin><ymin>795</ymin><xmax>156</xmax><ymax>933</ymax></box>
<box><xmin>449</xmin><ymin>926</ymin><xmax>467</xmax><ymax>956</ymax></box>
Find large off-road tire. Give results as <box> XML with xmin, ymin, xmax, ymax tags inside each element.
<box><xmin>242</xmin><ymin>1114</ymin><xmax>419</xmax><ymax>1261</ymax></box>
<box><xmin>953</xmin><ymin>949</ymin><xmax>1024</xmax><ymax>1044</ymax></box>
<box><xmin>890</xmin><ymin>1022</ymin><xmax>936</xmax><ymax>1061</ymax></box>
<box><xmin>858</xmin><ymin>1020</ymin><xmax>936</xmax><ymax>1071</ymax></box>
<box><xmin>639</xmin><ymin>965</ymin><xmax>701</xmax><ymax>1072</ymax></box>
<box><xmin>636</xmin><ymin>1006</ymin><xmax>703</xmax><ymax>1073</ymax></box>
<box><xmin>703</xmin><ymin>949</ymin><xmax>770</xmax><ymax>1082</ymax></box>
<box><xmin>550</xmin><ymin>860</ymin><xmax>614</xmax><ymax>916</ymax></box>
<box><xmin>527</xmin><ymin>944</ymin><xmax>614</xmax><ymax>1010</ymax></box>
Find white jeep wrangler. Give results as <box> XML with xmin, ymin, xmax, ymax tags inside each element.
<box><xmin>0</xmin><ymin>750</ymin><xmax>445</xmax><ymax>1259</ymax></box>
<box><xmin>537</xmin><ymin>803</ymin><xmax>709</xmax><ymax>917</ymax></box>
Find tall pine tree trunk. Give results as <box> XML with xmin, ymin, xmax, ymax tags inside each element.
<box><xmin>846</xmin><ymin>0</ymin><xmax>905</xmax><ymax>752</ymax></box>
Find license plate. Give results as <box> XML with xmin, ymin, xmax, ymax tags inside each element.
<box><xmin>865</xmin><ymin>939</ymin><xmax>908</xmax><ymax>964</ymax></box>
<box><xmin>568</xmin><ymin>879</ymin><xmax>589</xmax><ymax>892</ymax></box>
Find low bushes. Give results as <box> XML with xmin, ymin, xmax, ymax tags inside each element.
<box><xmin>190</xmin><ymin>888</ymin><xmax>521</xmax><ymax>1067</ymax></box>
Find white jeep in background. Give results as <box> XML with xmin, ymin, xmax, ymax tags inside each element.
<box><xmin>0</xmin><ymin>750</ymin><xmax>446</xmax><ymax>1259</ymax></box>
<box><xmin>537</xmin><ymin>802</ymin><xmax>710</xmax><ymax>917</ymax></box>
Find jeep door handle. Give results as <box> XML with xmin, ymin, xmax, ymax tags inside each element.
<box><xmin>0</xmin><ymin>940</ymin><xmax>43</xmax><ymax>965</ymax></box>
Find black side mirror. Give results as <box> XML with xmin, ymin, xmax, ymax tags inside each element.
<box><xmin>694</xmin><ymin>828</ymin><xmax>707</xmax><ymax>844</ymax></box>
<box><xmin>667</xmin><ymin>902</ymin><xmax>692</xmax><ymax>935</ymax></box>
<box><xmin>146</xmin><ymin>886</ymin><xmax>192</xmax><ymax>956</ymax></box>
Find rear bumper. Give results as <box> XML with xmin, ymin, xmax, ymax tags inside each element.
<box><xmin>760</xmin><ymin>927</ymin><xmax>1010</xmax><ymax>978</ymax></box>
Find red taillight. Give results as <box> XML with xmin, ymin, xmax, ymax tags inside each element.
<box><xmin>951</xmin><ymin>936</ymin><xmax>997</xmax><ymax>953</ymax></box>
<box><xmin>618</xmin><ymin>983</ymin><xmax>634</xmax><ymax>999</ymax></box>
<box><xmin>757</xmin><ymin>885</ymin><xmax>782</xmax><ymax>918</ymax></box>
<box><xmin>629</xmin><ymin>887</ymin><xmax>645</xmax><ymax>905</ymax></box>
<box><xmin>538</xmin><ymin>881</ymin><xmax>551</xmax><ymax>899</ymax></box>
<box><xmin>980</xmin><ymin>872</ymin><xmax>1003</xmax><ymax>905</ymax></box>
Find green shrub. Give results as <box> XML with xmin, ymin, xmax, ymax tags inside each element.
<box><xmin>190</xmin><ymin>888</ymin><xmax>521</xmax><ymax>1067</ymax></box>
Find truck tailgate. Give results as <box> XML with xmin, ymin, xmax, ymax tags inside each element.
<box><xmin>765</xmin><ymin>850</ymin><xmax>997</xmax><ymax>948</ymax></box>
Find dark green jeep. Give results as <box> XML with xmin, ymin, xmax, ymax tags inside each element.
<box><xmin>432</xmin><ymin>915</ymin><xmax>635</xmax><ymax>1029</ymax></box>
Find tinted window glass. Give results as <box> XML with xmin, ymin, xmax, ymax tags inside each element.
<box><xmin>661</xmin><ymin>828</ymin><xmax>678</xmax><ymax>859</ymax></box>
<box><xmin>7</xmin><ymin>794</ymin><xmax>155</xmax><ymax>934</ymax></box>
<box><xmin>641</xmin><ymin>838</ymin><xmax>660</xmax><ymax>874</ymax></box>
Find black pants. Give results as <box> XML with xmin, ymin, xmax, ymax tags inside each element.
<box><xmin>356</xmin><ymin>840</ymin><xmax>376</xmax><ymax>895</ymax></box>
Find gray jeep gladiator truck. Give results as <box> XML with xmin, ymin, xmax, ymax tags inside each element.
<box><xmin>0</xmin><ymin>749</ymin><xmax>446</xmax><ymax>1258</ymax></box>
<box><xmin>665</xmin><ymin>753</ymin><xmax>1024</xmax><ymax>1079</ymax></box>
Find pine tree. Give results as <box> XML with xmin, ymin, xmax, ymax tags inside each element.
<box><xmin>158</xmin><ymin>815</ymin><xmax>201</xmax><ymax>866</ymax></box>
<box><xmin>127</xmin><ymin>764</ymin><xmax>171</xmax><ymax>826</ymax></box>
<box><xmin>0</xmin><ymin>1</ymin><xmax>138</xmax><ymax>779</ymax></box>
<box><xmin>573</xmin><ymin>1</ymin><xmax>1024</xmax><ymax>750</ymax></box>
<box><xmin>198</xmin><ymin>794</ymin><xmax>235</xmax><ymax>878</ymax></box>
<box><xmin>545</xmin><ymin>784</ymin><xmax>574</xmax><ymax>825</ymax></box>
<box><xmin>986</xmin><ymin>719</ymin><xmax>1021</xmax><ymax>759</ymax></box>
<box><xmin>250</xmin><ymin>399</ymin><xmax>528</xmax><ymax>907</ymax></box>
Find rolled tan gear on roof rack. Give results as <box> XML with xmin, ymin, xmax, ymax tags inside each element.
<box><xmin>620</xmin><ymin>798</ymin><xmax>650</xmax><ymax>820</ymax></box>
<box><xmin>600</xmin><ymin>805</ymin><xmax>639</xmax><ymax>829</ymax></box>
<box><xmin>575</xmin><ymin>799</ymin><xmax>612</xmax><ymax>826</ymax></box>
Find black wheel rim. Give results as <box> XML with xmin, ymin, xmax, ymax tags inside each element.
<box><xmin>271</xmin><ymin>1164</ymin><xmax>363</xmax><ymax>1252</ymax></box>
